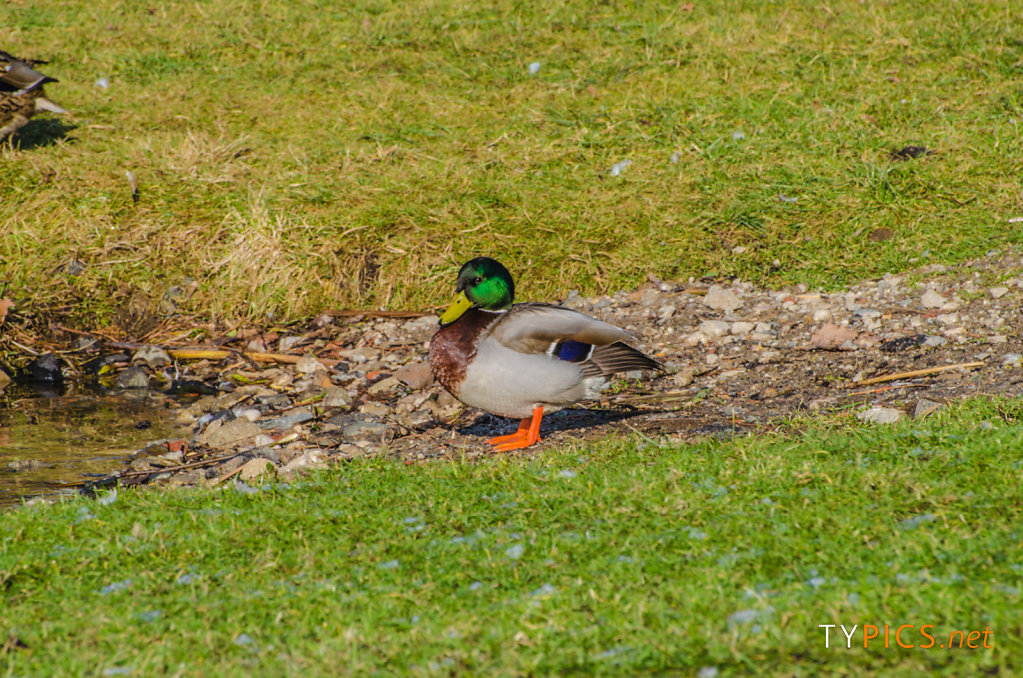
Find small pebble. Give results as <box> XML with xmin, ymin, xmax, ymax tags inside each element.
<box><xmin>921</xmin><ymin>289</ymin><xmax>946</xmax><ymax>308</ymax></box>
<box><xmin>857</xmin><ymin>407</ymin><xmax>904</xmax><ymax>425</ymax></box>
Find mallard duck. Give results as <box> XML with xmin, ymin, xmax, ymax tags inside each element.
<box><xmin>0</xmin><ymin>50</ymin><xmax>66</xmax><ymax>141</ymax></box>
<box><xmin>429</xmin><ymin>257</ymin><xmax>662</xmax><ymax>452</ymax></box>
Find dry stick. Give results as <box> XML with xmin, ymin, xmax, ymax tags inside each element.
<box><xmin>101</xmin><ymin>345</ymin><xmax>337</xmax><ymax>367</ymax></box>
<box><xmin>325</xmin><ymin>309</ymin><xmax>436</xmax><ymax>319</ymax></box>
<box><xmin>9</xmin><ymin>339</ymin><xmax>40</xmax><ymax>355</ymax></box>
<box><xmin>186</xmin><ymin>348</ymin><xmax>333</xmax><ymax>367</ymax></box>
<box><xmin>171</xmin><ymin>348</ymin><xmax>301</xmax><ymax>363</ymax></box>
<box><xmin>212</xmin><ymin>464</ymin><xmax>247</xmax><ymax>486</ymax></box>
<box><xmin>118</xmin><ymin>452</ymin><xmax>245</xmax><ymax>479</ymax></box>
<box><xmin>849</xmin><ymin>361</ymin><xmax>986</xmax><ymax>388</ymax></box>
<box><xmin>57</xmin><ymin>452</ymin><xmax>245</xmax><ymax>489</ymax></box>
<box><xmin>55</xmin><ymin>324</ymin><xmax>122</xmax><ymax>342</ymax></box>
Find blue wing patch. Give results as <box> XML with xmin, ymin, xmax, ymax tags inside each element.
<box><xmin>552</xmin><ymin>340</ymin><xmax>593</xmax><ymax>363</ymax></box>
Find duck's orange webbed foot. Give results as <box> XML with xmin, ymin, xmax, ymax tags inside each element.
<box><xmin>487</xmin><ymin>406</ymin><xmax>544</xmax><ymax>452</ymax></box>
<box><xmin>486</xmin><ymin>418</ymin><xmax>529</xmax><ymax>446</ymax></box>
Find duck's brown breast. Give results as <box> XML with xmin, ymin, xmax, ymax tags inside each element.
<box><xmin>428</xmin><ymin>308</ymin><xmax>502</xmax><ymax>395</ymax></box>
<box><xmin>0</xmin><ymin>90</ymin><xmax>37</xmax><ymax>120</ymax></box>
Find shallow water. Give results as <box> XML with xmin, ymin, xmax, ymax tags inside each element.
<box><xmin>0</xmin><ymin>386</ymin><xmax>185</xmax><ymax>508</ymax></box>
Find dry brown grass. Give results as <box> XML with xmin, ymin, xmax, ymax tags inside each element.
<box><xmin>1</xmin><ymin>0</ymin><xmax>1022</xmax><ymax>332</ymax></box>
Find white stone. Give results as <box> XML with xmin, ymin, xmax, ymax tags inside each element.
<box><xmin>238</xmin><ymin>458</ymin><xmax>278</xmax><ymax>482</ymax></box>
<box><xmin>279</xmin><ymin>450</ymin><xmax>328</xmax><ymax>480</ymax></box>
<box><xmin>812</xmin><ymin>309</ymin><xmax>832</xmax><ymax>323</ymax></box>
<box><xmin>360</xmin><ymin>401</ymin><xmax>390</xmax><ymax>417</ymax></box>
<box><xmin>685</xmin><ymin>331</ymin><xmax>708</xmax><ymax>346</ymax></box>
<box><xmin>131</xmin><ymin>346</ymin><xmax>172</xmax><ymax>369</ymax></box>
<box><xmin>278</xmin><ymin>336</ymin><xmax>304</xmax><ymax>352</ymax></box>
<box><xmin>200</xmin><ymin>418</ymin><xmax>262</xmax><ymax>449</ymax></box>
<box><xmin>730</xmin><ymin>321</ymin><xmax>755</xmax><ymax>335</ymax></box>
<box><xmin>921</xmin><ymin>289</ymin><xmax>946</xmax><ymax>308</ymax></box>
<box><xmin>367</xmin><ymin>376</ymin><xmax>400</xmax><ymax>395</ymax></box>
<box><xmin>699</xmin><ymin>320</ymin><xmax>730</xmax><ymax>339</ymax></box>
<box><xmin>989</xmin><ymin>286</ymin><xmax>1009</xmax><ymax>299</ymax></box>
<box><xmin>673</xmin><ymin>368</ymin><xmax>695</xmax><ymax>387</ymax></box>
<box><xmin>322</xmin><ymin>386</ymin><xmax>352</xmax><ymax>407</ymax></box>
<box><xmin>295</xmin><ymin>354</ymin><xmax>327</xmax><ymax>374</ymax></box>
<box><xmin>857</xmin><ymin>407</ymin><xmax>904</xmax><ymax>424</ymax></box>
<box><xmin>703</xmin><ymin>285</ymin><xmax>743</xmax><ymax>313</ymax></box>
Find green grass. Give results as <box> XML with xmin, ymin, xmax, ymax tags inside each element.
<box><xmin>3</xmin><ymin>397</ymin><xmax>1021</xmax><ymax>675</ymax></box>
<box><xmin>2</xmin><ymin>1</ymin><xmax>1023</xmax><ymax>326</ymax></box>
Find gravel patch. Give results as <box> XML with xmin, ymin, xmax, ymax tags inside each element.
<box><xmin>14</xmin><ymin>248</ymin><xmax>1023</xmax><ymax>494</ymax></box>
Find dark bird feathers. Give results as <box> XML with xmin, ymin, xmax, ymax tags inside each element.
<box><xmin>581</xmin><ymin>341</ymin><xmax>664</xmax><ymax>378</ymax></box>
<box><xmin>0</xmin><ymin>50</ymin><xmax>65</xmax><ymax>141</ymax></box>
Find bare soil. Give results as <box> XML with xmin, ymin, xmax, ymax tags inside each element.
<box><xmin>3</xmin><ymin>248</ymin><xmax>1022</xmax><ymax>493</ymax></box>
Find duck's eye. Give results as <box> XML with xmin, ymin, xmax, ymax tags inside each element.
<box><xmin>473</xmin><ymin>277</ymin><xmax>483</xmax><ymax>285</ymax></box>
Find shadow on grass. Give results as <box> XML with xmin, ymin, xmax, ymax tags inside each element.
<box><xmin>10</xmin><ymin>118</ymin><xmax>78</xmax><ymax>150</ymax></box>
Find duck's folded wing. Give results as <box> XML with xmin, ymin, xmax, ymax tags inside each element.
<box><xmin>490</xmin><ymin>304</ymin><xmax>662</xmax><ymax>377</ymax></box>
<box><xmin>0</xmin><ymin>53</ymin><xmax>54</xmax><ymax>92</ymax></box>
<box><xmin>488</xmin><ymin>303</ymin><xmax>634</xmax><ymax>354</ymax></box>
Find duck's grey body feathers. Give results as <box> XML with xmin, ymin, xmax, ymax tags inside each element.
<box><xmin>431</xmin><ymin>302</ymin><xmax>662</xmax><ymax>419</ymax></box>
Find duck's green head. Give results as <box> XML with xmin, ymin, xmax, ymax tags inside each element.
<box><xmin>439</xmin><ymin>257</ymin><xmax>515</xmax><ymax>325</ymax></box>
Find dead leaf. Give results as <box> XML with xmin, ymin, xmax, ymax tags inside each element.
<box><xmin>0</xmin><ymin>298</ymin><xmax>13</xmax><ymax>326</ymax></box>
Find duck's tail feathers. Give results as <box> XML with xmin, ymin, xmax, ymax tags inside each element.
<box><xmin>581</xmin><ymin>342</ymin><xmax>663</xmax><ymax>377</ymax></box>
<box><xmin>35</xmin><ymin>96</ymin><xmax>66</xmax><ymax>114</ymax></box>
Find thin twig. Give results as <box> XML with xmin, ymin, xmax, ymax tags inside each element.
<box><xmin>118</xmin><ymin>451</ymin><xmax>244</xmax><ymax>478</ymax></box>
<box><xmin>849</xmin><ymin>361</ymin><xmax>985</xmax><ymax>387</ymax></box>
<box><xmin>9</xmin><ymin>340</ymin><xmax>40</xmax><ymax>355</ymax></box>
<box><xmin>324</xmin><ymin>308</ymin><xmax>442</xmax><ymax>319</ymax></box>
<box><xmin>211</xmin><ymin>464</ymin><xmax>246</xmax><ymax>486</ymax></box>
<box><xmin>101</xmin><ymin>341</ymin><xmax>337</xmax><ymax>367</ymax></box>
<box><xmin>58</xmin><ymin>451</ymin><xmax>242</xmax><ymax>489</ymax></box>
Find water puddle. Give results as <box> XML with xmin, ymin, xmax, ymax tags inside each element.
<box><xmin>0</xmin><ymin>386</ymin><xmax>186</xmax><ymax>508</ymax></box>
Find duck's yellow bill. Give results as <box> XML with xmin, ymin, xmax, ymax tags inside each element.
<box><xmin>439</xmin><ymin>291</ymin><xmax>473</xmax><ymax>325</ymax></box>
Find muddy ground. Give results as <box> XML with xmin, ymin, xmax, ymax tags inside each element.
<box><xmin>3</xmin><ymin>247</ymin><xmax>1022</xmax><ymax>494</ymax></box>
